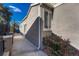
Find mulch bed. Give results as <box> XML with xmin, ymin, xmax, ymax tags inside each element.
<box><xmin>43</xmin><ymin>33</ymin><xmax>79</xmax><ymax>56</ymax></box>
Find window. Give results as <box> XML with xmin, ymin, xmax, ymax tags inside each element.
<box><xmin>44</xmin><ymin>10</ymin><xmax>52</xmax><ymax>30</ymax></box>
<box><xmin>44</xmin><ymin>11</ymin><xmax>48</xmax><ymax>28</ymax></box>
<box><xmin>49</xmin><ymin>13</ymin><xmax>52</xmax><ymax>28</ymax></box>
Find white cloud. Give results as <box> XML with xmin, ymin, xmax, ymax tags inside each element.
<box><xmin>9</xmin><ymin>5</ymin><xmax>22</xmax><ymax>12</ymax></box>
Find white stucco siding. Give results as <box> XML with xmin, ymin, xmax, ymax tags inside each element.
<box><xmin>52</xmin><ymin>3</ymin><xmax>79</xmax><ymax>49</ymax></box>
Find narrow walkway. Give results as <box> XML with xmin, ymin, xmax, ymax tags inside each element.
<box><xmin>11</xmin><ymin>33</ymin><xmax>47</xmax><ymax>56</ymax></box>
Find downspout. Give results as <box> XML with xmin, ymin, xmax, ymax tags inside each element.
<box><xmin>37</xmin><ymin>4</ymin><xmax>41</xmax><ymax>50</ymax></box>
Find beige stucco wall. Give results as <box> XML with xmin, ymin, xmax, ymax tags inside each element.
<box><xmin>51</xmin><ymin>3</ymin><xmax>79</xmax><ymax>49</ymax></box>
<box><xmin>19</xmin><ymin>5</ymin><xmax>39</xmax><ymax>34</ymax></box>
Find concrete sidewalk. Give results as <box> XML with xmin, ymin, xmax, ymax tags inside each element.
<box><xmin>11</xmin><ymin>33</ymin><xmax>47</xmax><ymax>56</ymax></box>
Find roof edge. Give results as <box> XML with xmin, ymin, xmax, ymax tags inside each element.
<box><xmin>53</xmin><ymin>3</ymin><xmax>63</xmax><ymax>8</ymax></box>
<box><xmin>31</xmin><ymin>3</ymin><xmax>40</xmax><ymax>7</ymax></box>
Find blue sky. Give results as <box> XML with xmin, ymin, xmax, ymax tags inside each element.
<box><xmin>3</xmin><ymin>3</ymin><xmax>31</xmax><ymax>24</ymax></box>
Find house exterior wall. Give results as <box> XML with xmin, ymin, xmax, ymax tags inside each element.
<box><xmin>19</xmin><ymin>4</ymin><xmax>43</xmax><ymax>49</ymax></box>
<box><xmin>25</xmin><ymin>17</ymin><xmax>40</xmax><ymax>49</ymax></box>
<box><xmin>51</xmin><ymin>3</ymin><xmax>79</xmax><ymax>49</ymax></box>
<box><xmin>19</xmin><ymin>5</ymin><xmax>39</xmax><ymax>34</ymax></box>
<box><xmin>19</xmin><ymin>4</ymin><xmax>54</xmax><ymax>49</ymax></box>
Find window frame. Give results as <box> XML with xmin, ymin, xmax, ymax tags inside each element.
<box><xmin>43</xmin><ymin>8</ymin><xmax>52</xmax><ymax>31</ymax></box>
<box><xmin>44</xmin><ymin>10</ymin><xmax>48</xmax><ymax>29</ymax></box>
